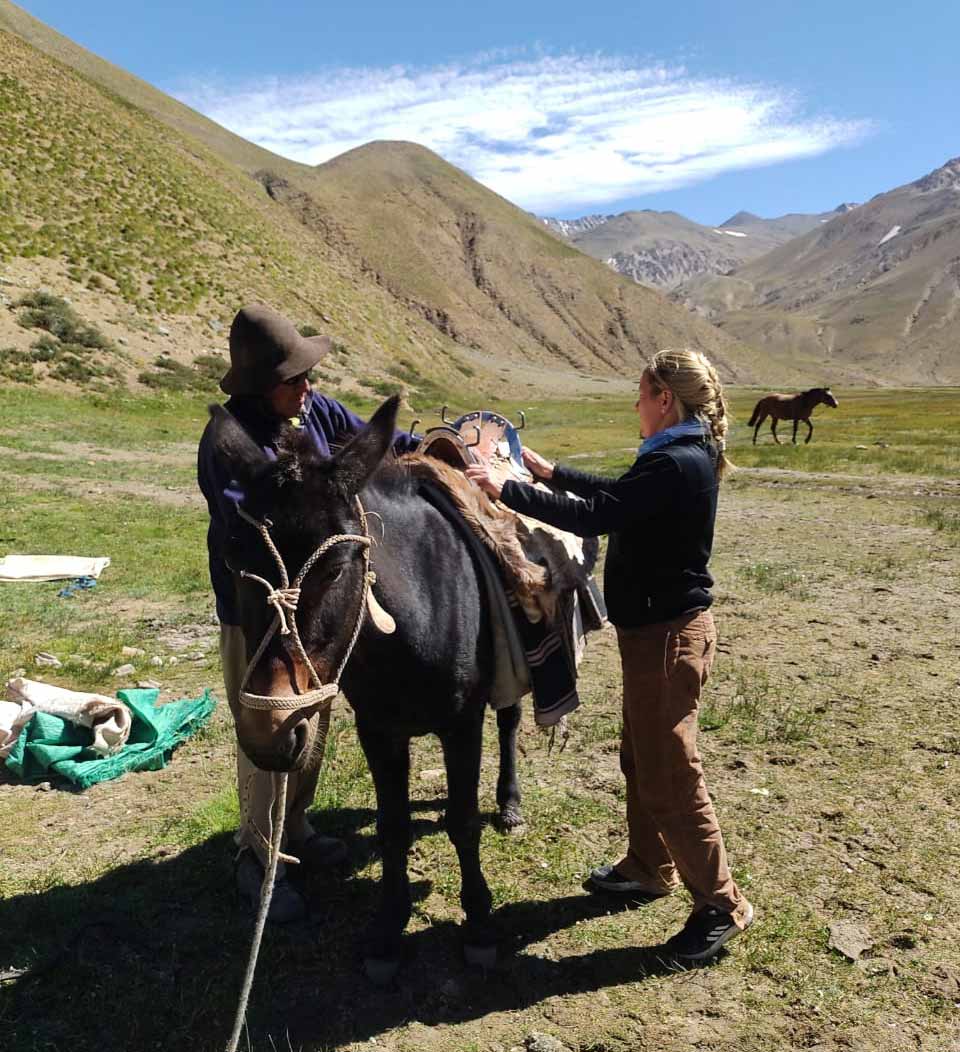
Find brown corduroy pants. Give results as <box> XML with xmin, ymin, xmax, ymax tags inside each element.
<box><xmin>220</xmin><ymin>624</ymin><xmax>330</xmax><ymax>866</ymax></box>
<box><xmin>615</xmin><ymin>610</ymin><xmax>750</xmax><ymax>926</ymax></box>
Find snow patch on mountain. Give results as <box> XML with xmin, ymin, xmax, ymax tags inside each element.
<box><xmin>540</xmin><ymin>214</ymin><xmax>613</xmax><ymax>238</ymax></box>
<box><xmin>877</xmin><ymin>225</ymin><xmax>901</xmax><ymax>246</ymax></box>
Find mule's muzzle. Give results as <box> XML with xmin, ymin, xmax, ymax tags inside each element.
<box><xmin>239</xmin><ymin>712</ymin><xmax>316</xmax><ymax>772</ymax></box>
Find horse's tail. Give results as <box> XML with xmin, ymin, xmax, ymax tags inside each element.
<box><xmin>747</xmin><ymin>399</ymin><xmax>764</xmax><ymax>426</ymax></box>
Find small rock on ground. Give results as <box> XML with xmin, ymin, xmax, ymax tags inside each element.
<box><xmin>525</xmin><ymin>1033</ymin><xmax>568</xmax><ymax>1052</ymax></box>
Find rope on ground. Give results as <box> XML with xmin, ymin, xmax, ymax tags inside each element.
<box><xmin>226</xmin><ymin>771</ymin><xmax>288</xmax><ymax>1052</ymax></box>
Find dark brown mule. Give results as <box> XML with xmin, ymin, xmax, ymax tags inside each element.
<box><xmin>206</xmin><ymin>396</ymin><xmax>523</xmax><ymax>984</ymax></box>
<box><xmin>748</xmin><ymin>387</ymin><xmax>839</xmax><ymax>445</ymax></box>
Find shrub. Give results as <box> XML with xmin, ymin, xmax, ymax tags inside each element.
<box><xmin>0</xmin><ymin>346</ymin><xmax>36</xmax><ymax>383</ymax></box>
<box><xmin>15</xmin><ymin>291</ymin><xmax>113</xmax><ymax>351</ymax></box>
<box><xmin>193</xmin><ymin>353</ymin><xmax>225</xmax><ymax>383</ymax></box>
<box><xmin>362</xmin><ymin>376</ymin><xmax>402</xmax><ymax>398</ymax></box>
<box><xmin>298</xmin><ymin>323</ymin><xmax>321</xmax><ymax>337</ymax></box>
<box><xmin>50</xmin><ymin>354</ymin><xmax>97</xmax><ymax>384</ymax></box>
<box><xmin>139</xmin><ymin>354</ymin><xmax>220</xmax><ymax>392</ymax></box>
<box><xmin>30</xmin><ymin>334</ymin><xmax>59</xmax><ymax>361</ymax></box>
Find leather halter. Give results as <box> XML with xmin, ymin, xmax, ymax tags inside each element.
<box><xmin>235</xmin><ymin>498</ymin><xmax>374</xmax><ymax>712</ymax></box>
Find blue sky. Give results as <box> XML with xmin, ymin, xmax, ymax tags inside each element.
<box><xmin>17</xmin><ymin>0</ymin><xmax>960</xmax><ymax>224</ymax></box>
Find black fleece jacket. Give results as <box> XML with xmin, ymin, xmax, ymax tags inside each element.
<box><xmin>499</xmin><ymin>436</ymin><xmax>718</xmax><ymax>628</ymax></box>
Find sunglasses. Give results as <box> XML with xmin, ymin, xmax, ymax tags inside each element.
<box><xmin>281</xmin><ymin>370</ymin><xmax>313</xmax><ymax>387</ymax></box>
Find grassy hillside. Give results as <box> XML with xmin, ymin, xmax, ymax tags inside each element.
<box><xmin>0</xmin><ymin>0</ymin><xmax>305</xmax><ymax>177</ymax></box>
<box><xmin>295</xmin><ymin>141</ymin><xmax>757</xmax><ymax>379</ymax></box>
<box><xmin>0</xmin><ymin>1</ymin><xmax>798</xmax><ymax>397</ymax></box>
<box><xmin>0</xmin><ymin>27</ymin><xmax>491</xmax><ymax>402</ymax></box>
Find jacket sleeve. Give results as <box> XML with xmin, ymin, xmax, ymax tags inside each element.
<box><xmin>500</xmin><ymin>454</ymin><xmax>679</xmax><ymax>537</ymax></box>
<box><xmin>324</xmin><ymin>396</ymin><xmax>420</xmax><ymax>454</ymax></box>
<box><xmin>197</xmin><ymin>426</ymin><xmax>244</xmax><ymax>623</ymax></box>
<box><xmin>551</xmin><ymin>463</ymin><xmax>620</xmax><ymax>498</ymax></box>
<box><xmin>197</xmin><ymin>427</ymin><xmax>242</xmax><ymax>528</ymax></box>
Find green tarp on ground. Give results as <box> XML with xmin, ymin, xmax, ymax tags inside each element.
<box><xmin>4</xmin><ymin>688</ymin><xmax>215</xmax><ymax>789</ymax></box>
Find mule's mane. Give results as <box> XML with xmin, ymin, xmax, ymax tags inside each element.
<box><xmin>257</xmin><ymin>433</ymin><xmax>558</xmax><ymax>621</ymax></box>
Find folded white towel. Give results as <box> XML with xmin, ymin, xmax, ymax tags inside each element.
<box><xmin>1</xmin><ymin>678</ymin><xmax>131</xmax><ymax>759</ymax></box>
<box><xmin>0</xmin><ymin>555</ymin><xmax>111</xmax><ymax>582</ymax></box>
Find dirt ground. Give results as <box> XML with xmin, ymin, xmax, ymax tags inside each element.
<box><xmin>2</xmin><ymin>460</ymin><xmax>958</xmax><ymax>1052</ymax></box>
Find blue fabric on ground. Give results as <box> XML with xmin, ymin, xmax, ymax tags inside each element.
<box><xmin>57</xmin><ymin>576</ymin><xmax>98</xmax><ymax>598</ymax></box>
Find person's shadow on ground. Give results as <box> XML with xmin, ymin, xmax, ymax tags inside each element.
<box><xmin>1</xmin><ymin>798</ymin><xmax>689</xmax><ymax>1052</ymax></box>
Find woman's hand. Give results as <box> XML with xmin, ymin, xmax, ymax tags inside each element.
<box><xmin>465</xmin><ymin>463</ymin><xmax>503</xmax><ymax>500</ymax></box>
<box><xmin>521</xmin><ymin>447</ymin><xmax>555</xmax><ymax>481</ymax></box>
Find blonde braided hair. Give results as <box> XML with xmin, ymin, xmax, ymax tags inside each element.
<box><xmin>645</xmin><ymin>348</ymin><xmax>735</xmax><ymax>480</ymax></box>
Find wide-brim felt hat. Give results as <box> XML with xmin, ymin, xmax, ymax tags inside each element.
<box><xmin>220</xmin><ymin>304</ymin><xmax>332</xmax><ymax>396</ymax></box>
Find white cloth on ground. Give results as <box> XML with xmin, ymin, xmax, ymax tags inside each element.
<box><xmin>1</xmin><ymin>678</ymin><xmax>131</xmax><ymax>759</ymax></box>
<box><xmin>0</xmin><ymin>555</ymin><xmax>111</xmax><ymax>582</ymax></box>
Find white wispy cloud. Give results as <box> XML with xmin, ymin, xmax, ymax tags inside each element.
<box><xmin>174</xmin><ymin>53</ymin><xmax>872</xmax><ymax>214</ymax></box>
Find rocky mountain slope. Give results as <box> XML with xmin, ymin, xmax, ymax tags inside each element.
<box><xmin>675</xmin><ymin>159</ymin><xmax>960</xmax><ymax>384</ymax></box>
<box><xmin>0</xmin><ymin>0</ymin><xmax>775</xmax><ymax>398</ymax></box>
<box><xmin>541</xmin><ymin>206</ymin><xmax>855</xmax><ymax>290</ymax></box>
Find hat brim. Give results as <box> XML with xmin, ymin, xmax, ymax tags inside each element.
<box><xmin>220</xmin><ymin>334</ymin><xmax>332</xmax><ymax>395</ymax></box>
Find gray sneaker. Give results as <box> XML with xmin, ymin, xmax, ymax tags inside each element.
<box><xmin>588</xmin><ymin>863</ymin><xmax>674</xmax><ymax>900</ymax></box>
<box><xmin>235</xmin><ymin>850</ymin><xmax>307</xmax><ymax>925</ymax></box>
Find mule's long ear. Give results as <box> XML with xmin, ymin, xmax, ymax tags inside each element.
<box><xmin>334</xmin><ymin>395</ymin><xmax>401</xmax><ymax>495</ymax></box>
<box><xmin>207</xmin><ymin>405</ymin><xmax>271</xmax><ymax>484</ymax></box>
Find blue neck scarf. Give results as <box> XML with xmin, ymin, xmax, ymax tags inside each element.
<box><xmin>638</xmin><ymin>418</ymin><xmax>707</xmax><ymax>457</ymax></box>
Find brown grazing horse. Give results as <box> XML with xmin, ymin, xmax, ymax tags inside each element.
<box><xmin>748</xmin><ymin>387</ymin><xmax>839</xmax><ymax>445</ymax></box>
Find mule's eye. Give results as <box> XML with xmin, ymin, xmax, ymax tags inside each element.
<box><xmin>320</xmin><ymin>566</ymin><xmax>344</xmax><ymax>587</ymax></box>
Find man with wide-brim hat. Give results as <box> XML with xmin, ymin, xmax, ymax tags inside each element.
<box><xmin>218</xmin><ymin>304</ymin><xmax>332</xmax><ymax>396</ymax></box>
<box><xmin>198</xmin><ymin>304</ymin><xmax>419</xmax><ymax>924</ymax></box>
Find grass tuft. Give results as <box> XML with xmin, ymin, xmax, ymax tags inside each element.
<box><xmin>739</xmin><ymin>561</ymin><xmax>811</xmax><ymax>598</ymax></box>
<box><xmin>702</xmin><ymin>665</ymin><xmax>820</xmax><ymax>743</ymax></box>
<box><xmin>920</xmin><ymin>506</ymin><xmax>960</xmax><ymax>540</ymax></box>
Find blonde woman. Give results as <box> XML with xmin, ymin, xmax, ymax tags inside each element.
<box><xmin>466</xmin><ymin>349</ymin><xmax>753</xmax><ymax>963</ymax></box>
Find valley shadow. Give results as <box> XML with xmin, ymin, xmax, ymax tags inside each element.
<box><xmin>1</xmin><ymin>801</ymin><xmax>684</xmax><ymax>1052</ymax></box>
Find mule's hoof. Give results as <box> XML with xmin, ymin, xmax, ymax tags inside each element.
<box><xmin>497</xmin><ymin>807</ymin><xmax>525</xmax><ymax>834</ymax></box>
<box><xmin>364</xmin><ymin>956</ymin><xmax>400</xmax><ymax>986</ymax></box>
<box><xmin>464</xmin><ymin>942</ymin><xmax>498</xmax><ymax>968</ymax></box>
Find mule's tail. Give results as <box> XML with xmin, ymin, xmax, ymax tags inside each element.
<box><xmin>747</xmin><ymin>399</ymin><xmax>764</xmax><ymax>427</ymax></box>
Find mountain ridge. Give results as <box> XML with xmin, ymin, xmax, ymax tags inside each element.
<box><xmin>674</xmin><ymin>157</ymin><xmax>960</xmax><ymax>384</ymax></box>
<box><xmin>541</xmin><ymin>205</ymin><xmax>854</xmax><ymax>292</ymax></box>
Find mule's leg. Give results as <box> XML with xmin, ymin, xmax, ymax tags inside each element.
<box><xmin>440</xmin><ymin>714</ymin><xmax>496</xmax><ymax>963</ymax></box>
<box><xmin>495</xmin><ymin>704</ymin><xmax>523</xmax><ymax>831</ymax></box>
<box><xmin>805</xmin><ymin>418</ymin><xmax>814</xmax><ymax>444</ymax></box>
<box><xmin>771</xmin><ymin>419</ymin><xmax>781</xmax><ymax>444</ymax></box>
<box><xmin>356</xmin><ymin>722</ymin><xmax>411</xmax><ymax>980</ymax></box>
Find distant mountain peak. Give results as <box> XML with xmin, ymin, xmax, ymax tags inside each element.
<box><xmin>912</xmin><ymin>156</ymin><xmax>960</xmax><ymax>192</ymax></box>
<box><xmin>720</xmin><ymin>210</ymin><xmax>760</xmax><ymax>227</ymax></box>
<box><xmin>833</xmin><ymin>202</ymin><xmax>860</xmax><ymax>213</ymax></box>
